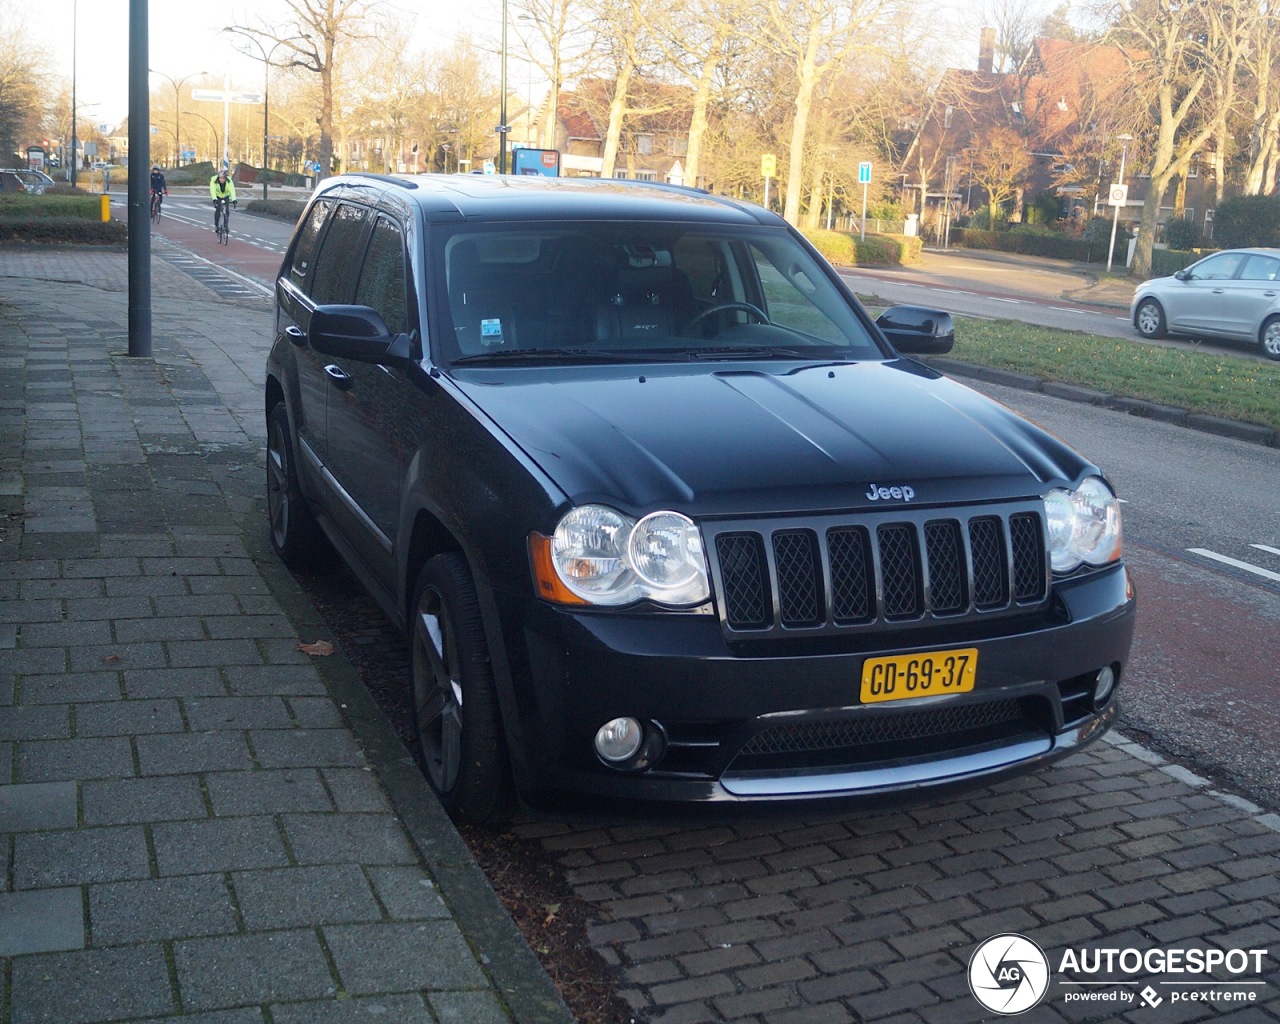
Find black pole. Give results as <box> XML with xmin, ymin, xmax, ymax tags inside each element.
<box><xmin>70</xmin><ymin>0</ymin><xmax>78</xmax><ymax>187</ymax></box>
<box><xmin>128</xmin><ymin>0</ymin><xmax>151</xmax><ymax>357</ymax></box>
<box><xmin>499</xmin><ymin>0</ymin><xmax>508</xmax><ymax>174</ymax></box>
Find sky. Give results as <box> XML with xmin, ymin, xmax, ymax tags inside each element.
<box><xmin>32</xmin><ymin>0</ymin><xmax>474</xmax><ymax>130</ymax></box>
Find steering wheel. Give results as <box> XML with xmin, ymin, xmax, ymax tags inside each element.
<box><xmin>683</xmin><ymin>301</ymin><xmax>770</xmax><ymax>333</ymax></box>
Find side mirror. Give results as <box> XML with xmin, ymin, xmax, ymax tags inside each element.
<box><xmin>308</xmin><ymin>304</ymin><xmax>412</xmax><ymax>367</ymax></box>
<box><xmin>876</xmin><ymin>304</ymin><xmax>955</xmax><ymax>355</ymax></box>
<box><xmin>1174</xmin><ymin>270</ymin><xmax>1190</xmax><ymax>281</ymax></box>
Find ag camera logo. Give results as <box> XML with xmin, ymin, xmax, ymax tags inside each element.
<box><xmin>969</xmin><ymin>934</ymin><xmax>1051</xmax><ymax>1014</ymax></box>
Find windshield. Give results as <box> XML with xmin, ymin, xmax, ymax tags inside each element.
<box><xmin>433</xmin><ymin>221</ymin><xmax>883</xmax><ymax>366</ymax></box>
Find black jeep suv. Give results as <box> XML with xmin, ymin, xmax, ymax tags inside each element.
<box><xmin>265</xmin><ymin>173</ymin><xmax>1135</xmax><ymax>823</ymax></box>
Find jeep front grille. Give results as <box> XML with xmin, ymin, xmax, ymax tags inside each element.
<box><xmin>707</xmin><ymin>503</ymin><xmax>1048</xmax><ymax>636</ymax></box>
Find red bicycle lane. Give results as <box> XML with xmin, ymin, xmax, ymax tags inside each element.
<box><xmin>113</xmin><ymin>195</ymin><xmax>286</xmax><ymax>289</ymax></box>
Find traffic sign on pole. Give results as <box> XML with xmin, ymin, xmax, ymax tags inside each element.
<box><xmin>858</xmin><ymin>161</ymin><xmax>873</xmax><ymax>184</ymax></box>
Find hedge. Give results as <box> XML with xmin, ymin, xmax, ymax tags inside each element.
<box><xmin>0</xmin><ymin>194</ymin><xmax>107</xmax><ymax>220</ymax></box>
<box><xmin>804</xmin><ymin>229</ymin><xmax>923</xmax><ymax>266</ymax></box>
<box><xmin>1211</xmin><ymin>194</ymin><xmax>1280</xmax><ymax>249</ymax></box>
<box><xmin>244</xmin><ymin>198</ymin><xmax>307</xmax><ymax>223</ymax></box>
<box><xmin>0</xmin><ymin>218</ymin><xmax>127</xmax><ymax>244</ymax></box>
<box><xmin>950</xmin><ymin>227</ymin><xmax>1120</xmax><ymax>263</ymax></box>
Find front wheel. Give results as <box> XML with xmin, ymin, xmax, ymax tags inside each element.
<box><xmin>1260</xmin><ymin>316</ymin><xmax>1280</xmax><ymax>361</ymax></box>
<box><xmin>1134</xmin><ymin>298</ymin><xmax>1167</xmax><ymax>339</ymax></box>
<box><xmin>409</xmin><ymin>553</ymin><xmax>514</xmax><ymax>825</ymax></box>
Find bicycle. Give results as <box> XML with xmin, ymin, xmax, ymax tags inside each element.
<box><xmin>150</xmin><ymin>190</ymin><xmax>164</xmax><ymax>223</ymax></box>
<box><xmin>214</xmin><ymin>198</ymin><xmax>233</xmax><ymax>244</ymax></box>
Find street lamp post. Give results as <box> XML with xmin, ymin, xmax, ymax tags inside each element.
<box><xmin>1107</xmin><ymin>133</ymin><xmax>1134</xmax><ymax>274</ymax></box>
<box><xmin>497</xmin><ymin>0</ymin><xmax>510</xmax><ymax>173</ymax></box>
<box><xmin>149</xmin><ymin>69</ymin><xmax>208</xmax><ymax>167</ymax></box>
<box><xmin>224</xmin><ymin>30</ymin><xmax>303</xmax><ymax>200</ymax></box>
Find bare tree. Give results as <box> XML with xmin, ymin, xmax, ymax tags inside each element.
<box><xmin>228</xmin><ymin>0</ymin><xmax>381</xmax><ymax>180</ymax></box>
<box><xmin>0</xmin><ymin>7</ymin><xmax>49</xmax><ymax>162</ymax></box>
<box><xmin>967</xmin><ymin>123</ymin><xmax>1033</xmax><ymax>223</ymax></box>
<box><xmin>758</xmin><ymin>0</ymin><xmax>902</xmax><ymax>225</ymax></box>
<box><xmin>1099</xmin><ymin>0</ymin><xmax>1251</xmax><ymax>276</ymax></box>
<box><xmin>512</xmin><ymin>0</ymin><xmax>597</xmax><ymax>151</ymax></box>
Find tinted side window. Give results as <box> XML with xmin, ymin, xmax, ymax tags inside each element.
<box><xmin>309</xmin><ymin>203</ymin><xmax>370</xmax><ymax>304</ymax></box>
<box><xmin>354</xmin><ymin>216</ymin><xmax>408</xmax><ymax>336</ymax></box>
<box><xmin>288</xmin><ymin>199</ymin><xmax>333</xmax><ymax>286</ymax></box>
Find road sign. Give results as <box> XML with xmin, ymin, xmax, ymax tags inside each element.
<box><xmin>858</xmin><ymin>161</ymin><xmax>873</xmax><ymax>184</ymax></box>
<box><xmin>761</xmin><ymin>153</ymin><xmax>776</xmax><ymax>178</ymax></box>
<box><xmin>191</xmin><ymin>89</ymin><xmax>264</xmax><ymax>105</ymax></box>
<box><xmin>1108</xmin><ymin>183</ymin><xmax>1129</xmax><ymax>207</ymax></box>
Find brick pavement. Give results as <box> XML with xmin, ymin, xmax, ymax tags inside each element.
<box><xmin>513</xmin><ymin>738</ymin><xmax>1280</xmax><ymax>1023</ymax></box>
<box><xmin>0</xmin><ymin>248</ymin><xmax>573</xmax><ymax>1024</ymax></box>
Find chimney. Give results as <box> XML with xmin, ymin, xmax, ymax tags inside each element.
<box><xmin>979</xmin><ymin>27</ymin><xmax>996</xmax><ymax>73</ymax></box>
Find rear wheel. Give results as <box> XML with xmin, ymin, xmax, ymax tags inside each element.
<box><xmin>1260</xmin><ymin>316</ymin><xmax>1280</xmax><ymax>361</ymax></box>
<box><xmin>410</xmin><ymin>553</ymin><xmax>514</xmax><ymax>824</ymax></box>
<box><xmin>266</xmin><ymin>402</ymin><xmax>321</xmax><ymax>566</ymax></box>
<box><xmin>1134</xmin><ymin>298</ymin><xmax>1167</xmax><ymax>339</ymax></box>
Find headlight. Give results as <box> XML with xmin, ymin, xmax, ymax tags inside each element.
<box><xmin>1045</xmin><ymin>477</ymin><xmax>1123</xmax><ymax>574</ymax></box>
<box><xmin>532</xmin><ymin>505</ymin><xmax>710</xmax><ymax>607</ymax></box>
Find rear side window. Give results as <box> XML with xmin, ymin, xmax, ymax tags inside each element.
<box><xmin>288</xmin><ymin>199</ymin><xmax>333</xmax><ymax>286</ymax></box>
<box><xmin>1240</xmin><ymin>255</ymin><xmax>1280</xmax><ymax>282</ymax></box>
<box><xmin>355</xmin><ymin>215</ymin><xmax>409</xmax><ymax>336</ymax></box>
<box><xmin>308</xmin><ymin>203</ymin><xmax>371</xmax><ymax>304</ymax></box>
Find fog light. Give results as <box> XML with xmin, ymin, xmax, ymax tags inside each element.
<box><xmin>1094</xmin><ymin>665</ymin><xmax>1116</xmax><ymax>705</ymax></box>
<box><xmin>595</xmin><ymin>717</ymin><xmax>644</xmax><ymax>763</ymax></box>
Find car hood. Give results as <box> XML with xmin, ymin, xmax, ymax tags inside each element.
<box><xmin>452</xmin><ymin>360</ymin><xmax>1094</xmax><ymax>515</ymax></box>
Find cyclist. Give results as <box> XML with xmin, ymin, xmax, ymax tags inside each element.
<box><xmin>149</xmin><ymin>165</ymin><xmax>167</xmax><ymax>219</ymax></box>
<box><xmin>209</xmin><ymin>167</ymin><xmax>237</xmax><ymax>234</ymax></box>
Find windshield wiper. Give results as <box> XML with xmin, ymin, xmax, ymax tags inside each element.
<box><xmin>450</xmin><ymin>347</ymin><xmax>648</xmax><ymax>365</ymax></box>
<box><xmin>685</xmin><ymin>345</ymin><xmax>815</xmax><ymax>360</ymax></box>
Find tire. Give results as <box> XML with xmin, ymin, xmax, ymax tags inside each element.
<box><xmin>1260</xmin><ymin>316</ymin><xmax>1280</xmax><ymax>361</ymax></box>
<box><xmin>409</xmin><ymin>553</ymin><xmax>514</xmax><ymax>825</ymax></box>
<box><xmin>1134</xmin><ymin>298</ymin><xmax>1167</xmax><ymax>339</ymax></box>
<box><xmin>265</xmin><ymin>402</ymin><xmax>321</xmax><ymax>566</ymax></box>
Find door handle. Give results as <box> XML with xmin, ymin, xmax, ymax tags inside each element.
<box><xmin>285</xmin><ymin>325</ymin><xmax>305</xmax><ymax>345</ymax></box>
<box><xmin>324</xmin><ymin>364</ymin><xmax>354</xmax><ymax>390</ymax></box>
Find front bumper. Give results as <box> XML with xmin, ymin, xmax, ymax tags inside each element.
<box><xmin>493</xmin><ymin>563</ymin><xmax>1135</xmax><ymax>813</ymax></box>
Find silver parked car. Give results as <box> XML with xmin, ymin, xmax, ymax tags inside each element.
<box><xmin>1131</xmin><ymin>247</ymin><xmax>1280</xmax><ymax>360</ymax></box>
<box><xmin>0</xmin><ymin>168</ymin><xmax>53</xmax><ymax>194</ymax></box>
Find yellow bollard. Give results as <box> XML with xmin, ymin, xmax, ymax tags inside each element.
<box><xmin>100</xmin><ymin>194</ymin><xmax>110</xmax><ymax>222</ymax></box>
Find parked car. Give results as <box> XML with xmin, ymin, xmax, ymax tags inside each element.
<box><xmin>0</xmin><ymin>168</ymin><xmax>53</xmax><ymax>193</ymax></box>
<box><xmin>265</xmin><ymin>173</ymin><xmax>1135</xmax><ymax>823</ymax></box>
<box><xmin>1131</xmin><ymin>246</ymin><xmax>1280</xmax><ymax>360</ymax></box>
<box><xmin>0</xmin><ymin>171</ymin><xmax>26</xmax><ymax>192</ymax></box>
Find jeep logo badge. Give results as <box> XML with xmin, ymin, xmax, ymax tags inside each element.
<box><xmin>866</xmin><ymin>483</ymin><xmax>916</xmax><ymax>502</ymax></box>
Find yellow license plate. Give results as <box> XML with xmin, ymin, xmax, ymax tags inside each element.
<box><xmin>860</xmin><ymin>648</ymin><xmax>979</xmax><ymax>704</ymax></box>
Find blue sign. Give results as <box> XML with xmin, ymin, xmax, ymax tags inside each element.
<box><xmin>858</xmin><ymin>161</ymin><xmax>873</xmax><ymax>184</ymax></box>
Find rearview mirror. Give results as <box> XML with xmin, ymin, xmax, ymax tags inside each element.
<box><xmin>875</xmin><ymin>304</ymin><xmax>955</xmax><ymax>355</ymax></box>
<box><xmin>308</xmin><ymin>305</ymin><xmax>412</xmax><ymax>367</ymax></box>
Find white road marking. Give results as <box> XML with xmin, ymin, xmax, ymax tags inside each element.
<box><xmin>1187</xmin><ymin>548</ymin><xmax>1280</xmax><ymax>582</ymax></box>
<box><xmin>1252</xmin><ymin>544</ymin><xmax>1280</xmax><ymax>557</ymax></box>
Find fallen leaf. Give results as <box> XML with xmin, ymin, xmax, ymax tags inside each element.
<box><xmin>298</xmin><ymin>640</ymin><xmax>335</xmax><ymax>656</ymax></box>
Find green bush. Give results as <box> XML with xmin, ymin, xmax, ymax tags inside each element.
<box><xmin>1212</xmin><ymin>194</ymin><xmax>1280</xmax><ymax>249</ymax></box>
<box><xmin>804</xmin><ymin>229</ymin><xmax>922</xmax><ymax>266</ymax></box>
<box><xmin>1162</xmin><ymin>217</ymin><xmax>1202</xmax><ymax>250</ymax></box>
<box><xmin>0</xmin><ymin>218</ymin><xmax>127</xmax><ymax>244</ymax></box>
<box><xmin>952</xmin><ymin>227</ymin><xmax>1097</xmax><ymax>262</ymax></box>
<box><xmin>244</xmin><ymin>198</ymin><xmax>307</xmax><ymax>223</ymax></box>
<box><xmin>0</xmin><ymin>194</ymin><xmax>106</xmax><ymax>220</ymax></box>
<box><xmin>1149</xmin><ymin>247</ymin><xmax>1204</xmax><ymax>277</ymax></box>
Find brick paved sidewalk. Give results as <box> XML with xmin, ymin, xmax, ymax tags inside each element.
<box><xmin>513</xmin><ymin>736</ymin><xmax>1280</xmax><ymax>1024</ymax></box>
<box><xmin>0</xmin><ymin>252</ymin><xmax>572</xmax><ymax>1024</ymax></box>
